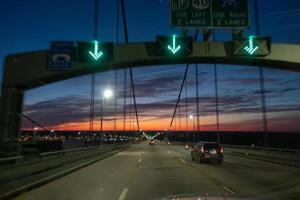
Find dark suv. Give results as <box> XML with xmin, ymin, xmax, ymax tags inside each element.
<box><xmin>191</xmin><ymin>142</ymin><xmax>224</xmax><ymax>164</ymax></box>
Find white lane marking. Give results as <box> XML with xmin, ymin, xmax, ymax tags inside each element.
<box><xmin>222</xmin><ymin>186</ymin><xmax>236</xmax><ymax>194</ymax></box>
<box><xmin>179</xmin><ymin>158</ymin><xmax>187</xmax><ymax>164</ymax></box>
<box><xmin>137</xmin><ymin>158</ymin><xmax>142</xmax><ymax>163</ymax></box>
<box><xmin>118</xmin><ymin>188</ymin><xmax>128</xmax><ymax>200</ymax></box>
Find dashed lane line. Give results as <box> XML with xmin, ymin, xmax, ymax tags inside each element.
<box><xmin>118</xmin><ymin>188</ymin><xmax>128</xmax><ymax>200</ymax></box>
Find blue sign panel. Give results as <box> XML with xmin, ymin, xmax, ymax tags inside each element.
<box><xmin>48</xmin><ymin>41</ymin><xmax>74</xmax><ymax>71</ymax></box>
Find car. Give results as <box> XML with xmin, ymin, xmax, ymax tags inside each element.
<box><xmin>148</xmin><ymin>139</ymin><xmax>156</xmax><ymax>145</ymax></box>
<box><xmin>191</xmin><ymin>142</ymin><xmax>224</xmax><ymax>164</ymax></box>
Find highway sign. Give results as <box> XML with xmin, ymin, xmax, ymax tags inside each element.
<box><xmin>77</xmin><ymin>41</ymin><xmax>114</xmax><ymax>63</ymax></box>
<box><xmin>170</xmin><ymin>0</ymin><xmax>249</xmax><ymax>28</ymax></box>
<box><xmin>48</xmin><ymin>41</ymin><xmax>74</xmax><ymax>71</ymax></box>
<box><xmin>155</xmin><ymin>35</ymin><xmax>193</xmax><ymax>56</ymax></box>
<box><xmin>212</xmin><ymin>0</ymin><xmax>249</xmax><ymax>28</ymax></box>
<box><xmin>170</xmin><ymin>0</ymin><xmax>212</xmax><ymax>27</ymax></box>
<box><xmin>233</xmin><ymin>36</ymin><xmax>272</xmax><ymax>56</ymax></box>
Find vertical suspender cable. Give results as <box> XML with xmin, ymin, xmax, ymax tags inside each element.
<box><xmin>179</xmin><ymin>98</ymin><xmax>181</xmax><ymax>131</ymax></box>
<box><xmin>120</xmin><ymin>0</ymin><xmax>140</xmax><ymax>131</ymax></box>
<box><xmin>169</xmin><ymin>30</ymin><xmax>199</xmax><ymax>130</ymax></box>
<box><xmin>113</xmin><ymin>0</ymin><xmax>120</xmax><ymax>134</ymax></box>
<box><xmin>185</xmin><ymin>77</ymin><xmax>188</xmax><ymax>142</ymax></box>
<box><xmin>195</xmin><ymin>64</ymin><xmax>200</xmax><ymax>132</ymax></box>
<box><xmin>255</xmin><ymin>0</ymin><xmax>268</xmax><ymax>147</ymax></box>
<box><xmin>114</xmin><ymin>71</ymin><xmax>118</xmax><ymax>133</ymax></box>
<box><xmin>90</xmin><ymin>0</ymin><xmax>99</xmax><ymax>133</ymax></box>
<box><xmin>213</xmin><ymin>32</ymin><xmax>220</xmax><ymax>143</ymax></box>
<box><xmin>123</xmin><ymin>69</ymin><xmax>127</xmax><ymax>131</ymax></box>
<box><xmin>130</xmin><ymin>81</ymin><xmax>132</xmax><ymax>131</ymax></box>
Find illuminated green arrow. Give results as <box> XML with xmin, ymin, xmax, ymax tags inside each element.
<box><xmin>168</xmin><ymin>35</ymin><xmax>181</xmax><ymax>54</ymax></box>
<box><xmin>89</xmin><ymin>41</ymin><xmax>103</xmax><ymax>60</ymax></box>
<box><xmin>244</xmin><ymin>36</ymin><xmax>259</xmax><ymax>55</ymax></box>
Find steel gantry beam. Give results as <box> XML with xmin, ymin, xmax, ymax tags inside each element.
<box><xmin>2</xmin><ymin>42</ymin><xmax>300</xmax><ymax>90</ymax></box>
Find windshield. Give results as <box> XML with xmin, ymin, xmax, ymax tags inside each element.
<box><xmin>1</xmin><ymin>0</ymin><xmax>300</xmax><ymax>200</ymax></box>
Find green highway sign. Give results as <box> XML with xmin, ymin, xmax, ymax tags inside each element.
<box><xmin>170</xmin><ymin>0</ymin><xmax>249</xmax><ymax>28</ymax></box>
<box><xmin>233</xmin><ymin>36</ymin><xmax>272</xmax><ymax>56</ymax></box>
<box><xmin>77</xmin><ymin>41</ymin><xmax>114</xmax><ymax>63</ymax></box>
<box><xmin>170</xmin><ymin>0</ymin><xmax>212</xmax><ymax>27</ymax></box>
<box><xmin>212</xmin><ymin>0</ymin><xmax>249</xmax><ymax>28</ymax></box>
<box><xmin>88</xmin><ymin>41</ymin><xmax>103</xmax><ymax>60</ymax></box>
<box><xmin>155</xmin><ymin>35</ymin><xmax>193</xmax><ymax>56</ymax></box>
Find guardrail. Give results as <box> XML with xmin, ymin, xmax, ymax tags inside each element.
<box><xmin>221</xmin><ymin>144</ymin><xmax>300</xmax><ymax>153</ymax></box>
<box><xmin>0</xmin><ymin>142</ymin><xmax>137</xmax><ymax>200</ymax></box>
<box><xmin>39</xmin><ymin>144</ymin><xmax>113</xmax><ymax>157</ymax></box>
<box><xmin>0</xmin><ymin>142</ymin><xmax>136</xmax><ymax>167</ymax></box>
<box><xmin>0</xmin><ymin>156</ymin><xmax>23</xmax><ymax>164</ymax></box>
<box><xmin>222</xmin><ymin>144</ymin><xmax>300</xmax><ymax>168</ymax></box>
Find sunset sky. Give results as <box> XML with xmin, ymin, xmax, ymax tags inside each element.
<box><xmin>1</xmin><ymin>0</ymin><xmax>300</xmax><ymax>132</ymax></box>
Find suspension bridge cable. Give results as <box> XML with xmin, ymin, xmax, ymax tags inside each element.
<box><xmin>255</xmin><ymin>0</ymin><xmax>269</xmax><ymax>147</ymax></box>
<box><xmin>120</xmin><ymin>0</ymin><xmax>140</xmax><ymax>131</ymax></box>
<box><xmin>195</xmin><ymin>64</ymin><xmax>200</xmax><ymax>132</ymax></box>
<box><xmin>90</xmin><ymin>0</ymin><xmax>99</xmax><ymax>133</ymax></box>
<box><xmin>185</xmin><ymin>76</ymin><xmax>188</xmax><ymax>142</ymax></box>
<box><xmin>123</xmin><ymin>67</ymin><xmax>127</xmax><ymax>131</ymax></box>
<box><xmin>113</xmin><ymin>0</ymin><xmax>121</xmax><ymax>134</ymax></box>
<box><xmin>213</xmin><ymin>32</ymin><xmax>220</xmax><ymax>143</ymax></box>
<box><xmin>169</xmin><ymin>30</ymin><xmax>199</xmax><ymax>129</ymax></box>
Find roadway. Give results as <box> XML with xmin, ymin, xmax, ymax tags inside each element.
<box><xmin>14</xmin><ymin>142</ymin><xmax>300</xmax><ymax>200</ymax></box>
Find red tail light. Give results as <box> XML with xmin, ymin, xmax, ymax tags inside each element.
<box><xmin>200</xmin><ymin>146</ymin><xmax>205</xmax><ymax>153</ymax></box>
<box><xmin>220</xmin><ymin>148</ymin><xmax>224</xmax><ymax>154</ymax></box>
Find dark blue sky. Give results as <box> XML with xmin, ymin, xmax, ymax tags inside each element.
<box><xmin>1</xmin><ymin>0</ymin><xmax>300</xmax><ymax>131</ymax></box>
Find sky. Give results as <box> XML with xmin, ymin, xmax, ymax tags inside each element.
<box><xmin>1</xmin><ymin>0</ymin><xmax>300</xmax><ymax>132</ymax></box>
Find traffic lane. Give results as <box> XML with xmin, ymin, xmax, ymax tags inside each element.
<box><xmin>14</xmin><ymin>143</ymin><xmax>148</xmax><ymax>200</ymax></box>
<box><xmin>14</xmin><ymin>142</ymin><xmax>227</xmax><ymax>200</ymax></box>
<box><xmin>166</xmin><ymin>144</ymin><xmax>300</xmax><ymax>199</ymax></box>
<box><xmin>125</xmin><ymin>143</ymin><xmax>226</xmax><ymax>199</ymax></box>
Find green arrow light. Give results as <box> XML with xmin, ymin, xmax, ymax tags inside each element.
<box><xmin>244</xmin><ymin>36</ymin><xmax>259</xmax><ymax>55</ymax></box>
<box><xmin>167</xmin><ymin>35</ymin><xmax>181</xmax><ymax>54</ymax></box>
<box><xmin>89</xmin><ymin>41</ymin><xmax>103</xmax><ymax>60</ymax></box>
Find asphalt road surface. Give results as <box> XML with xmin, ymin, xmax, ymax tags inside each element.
<box><xmin>14</xmin><ymin>142</ymin><xmax>300</xmax><ymax>200</ymax></box>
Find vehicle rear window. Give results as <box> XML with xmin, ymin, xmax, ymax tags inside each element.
<box><xmin>203</xmin><ymin>143</ymin><xmax>219</xmax><ymax>149</ymax></box>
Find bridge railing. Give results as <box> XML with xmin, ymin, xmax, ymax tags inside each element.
<box><xmin>221</xmin><ymin>144</ymin><xmax>300</xmax><ymax>153</ymax></box>
<box><xmin>0</xmin><ymin>141</ymin><xmax>138</xmax><ymax>199</ymax></box>
<box><xmin>222</xmin><ymin>144</ymin><xmax>300</xmax><ymax>168</ymax></box>
<box><xmin>0</xmin><ymin>141</ymin><xmax>137</xmax><ymax>166</ymax></box>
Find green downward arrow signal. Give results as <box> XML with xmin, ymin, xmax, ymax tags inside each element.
<box><xmin>168</xmin><ymin>35</ymin><xmax>181</xmax><ymax>54</ymax></box>
<box><xmin>89</xmin><ymin>41</ymin><xmax>103</xmax><ymax>60</ymax></box>
<box><xmin>244</xmin><ymin>36</ymin><xmax>259</xmax><ymax>55</ymax></box>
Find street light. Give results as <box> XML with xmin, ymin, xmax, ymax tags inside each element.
<box><xmin>103</xmin><ymin>89</ymin><xmax>113</xmax><ymax>99</ymax></box>
<box><xmin>100</xmin><ymin>89</ymin><xmax>113</xmax><ymax>132</ymax></box>
<box><xmin>189</xmin><ymin>115</ymin><xmax>196</xmax><ymax>143</ymax></box>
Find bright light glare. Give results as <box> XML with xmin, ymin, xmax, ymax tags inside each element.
<box><xmin>103</xmin><ymin>89</ymin><xmax>113</xmax><ymax>98</ymax></box>
<box><xmin>189</xmin><ymin>115</ymin><xmax>194</xmax><ymax>119</ymax></box>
